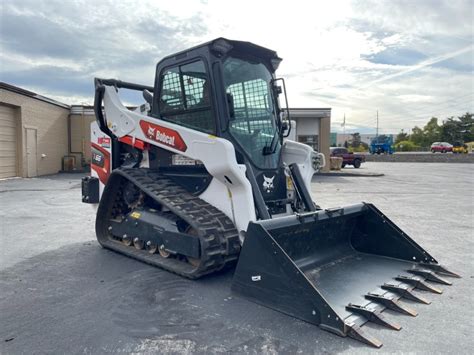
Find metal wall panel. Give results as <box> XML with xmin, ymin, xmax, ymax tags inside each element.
<box><xmin>0</xmin><ymin>104</ymin><xmax>18</xmax><ymax>178</ymax></box>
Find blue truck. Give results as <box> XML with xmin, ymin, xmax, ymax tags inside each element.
<box><xmin>369</xmin><ymin>135</ymin><xmax>394</xmax><ymax>154</ymax></box>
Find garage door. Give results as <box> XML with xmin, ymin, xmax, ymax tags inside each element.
<box><xmin>0</xmin><ymin>104</ymin><xmax>18</xmax><ymax>178</ymax></box>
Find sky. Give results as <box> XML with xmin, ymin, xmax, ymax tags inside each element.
<box><xmin>1</xmin><ymin>0</ymin><xmax>473</xmax><ymax>134</ymax></box>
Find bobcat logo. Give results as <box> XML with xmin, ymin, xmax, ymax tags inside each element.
<box><xmin>147</xmin><ymin>126</ymin><xmax>156</xmax><ymax>139</ymax></box>
<box><xmin>262</xmin><ymin>175</ymin><xmax>275</xmax><ymax>193</ymax></box>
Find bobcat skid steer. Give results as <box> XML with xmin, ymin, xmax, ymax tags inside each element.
<box><xmin>82</xmin><ymin>38</ymin><xmax>459</xmax><ymax>347</ymax></box>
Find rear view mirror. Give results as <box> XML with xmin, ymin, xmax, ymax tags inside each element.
<box><xmin>282</xmin><ymin>120</ymin><xmax>296</xmax><ymax>141</ymax></box>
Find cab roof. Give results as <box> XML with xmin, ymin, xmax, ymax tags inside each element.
<box><xmin>160</xmin><ymin>37</ymin><xmax>282</xmax><ymax>64</ymax></box>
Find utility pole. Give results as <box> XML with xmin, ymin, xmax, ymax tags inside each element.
<box><xmin>342</xmin><ymin>113</ymin><xmax>346</xmax><ymax>144</ymax></box>
<box><xmin>343</xmin><ymin>113</ymin><xmax>346</xmax><ymax>136</ymax></box>
<box><xmin>376</xmin><ymin>110</ymin><xmax>379</xmax><ymax>137</ymax></box>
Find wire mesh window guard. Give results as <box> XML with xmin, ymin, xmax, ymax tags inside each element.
<box><xmin>224</xmin><ymin>57</ymin><xmax>280</xmax><ymax>168</ymax></box>
<box><xmin>159</xmin><ymin>60</ymin><xmax>215</xmax><ymax>134</ymax></box>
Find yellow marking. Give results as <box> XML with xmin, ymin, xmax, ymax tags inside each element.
<box><xmin>208</xmin><ymin>134</ymin><xmax>216</xmax><ymax>139</ymax></box>
<box><xmin>227</xmin><ymin>188</ymin><xmax>233</xmax><ymax>198</ymax></box>
<box><xmin>130</xmin><ymin>211</ymin><xmax>141</xmax><ymax>219</ymax></box>
<box><xmin>286</xmin><ymin>176</ymin><xmax>294</xmax><ymax>190</ymax></box>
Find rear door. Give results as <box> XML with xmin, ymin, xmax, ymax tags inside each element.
<box><xmin>26</xmin><ymin>128</ymin><xmax>37</xmax><ymax>177</ymax></box>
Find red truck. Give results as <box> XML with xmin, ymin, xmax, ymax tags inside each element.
<box><xmin>330</xmin><ymin>147</ymin><xmax>366</xmax><ymax>168</ymax></box>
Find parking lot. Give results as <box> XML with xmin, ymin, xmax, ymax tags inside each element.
<box><xmin>1</xmin><ymin>162</ymin><xmax>473</xmax><ymax>354</ymax></box>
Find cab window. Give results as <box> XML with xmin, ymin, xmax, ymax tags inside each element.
<box><xmin>159</xmin><ymin>60</ymin><xmax>215</xmax><ymax>134</ymax></box>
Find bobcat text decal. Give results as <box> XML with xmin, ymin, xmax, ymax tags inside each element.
<box><xmin>139</xmin><ymin>121</ymin><xmax>187</xmax><ymax>152</ymax></box>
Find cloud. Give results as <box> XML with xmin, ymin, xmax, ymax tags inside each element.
<box><xmin>0</xmin><ymin>0</ymin><xmax>472</xmax><ymax>135</ymax></box>
<box><xmin>361</xmin><ymin>44</ymin><xmax>474</xmax><ymax>88</ymax></box>
<box><xmin>364</xmin><ymin>48</ymin><xmax>428</xmax><ymax>66</ymax></box>
<box><xmin>0</xmin><ymin>0</ymin><xmax>209</xmax><ymax>95</ymax></box>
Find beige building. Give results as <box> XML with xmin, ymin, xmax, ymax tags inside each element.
<box><xmin>0</xmin><ymin>83</ymin><xmax>332</xmax><ymax>177</ymax></box>
<box><xmin>335</xmin><ymin>133</ymin><xmax>396</xmax><ymax>147</ymax></box>
<box><xmin>289</xmin><ymin>108</ymin><xmax>331</xmax><ymax>172</ymax></box>
<box><xmin>0</xmin><ymin>83</ymin><xmax>70</xmax><ymax>178</ymax></box>
<box><xmin>69</xmin><ymin>105</ymin><xmax>96</xmax><ymax>170</ymax></box>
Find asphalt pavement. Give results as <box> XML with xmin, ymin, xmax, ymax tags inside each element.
<box><xmin>1</xmin><ymin>163</ymin><xmax>473</xmax><ymax>354</ymax></box>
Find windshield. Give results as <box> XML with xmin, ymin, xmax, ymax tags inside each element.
<box><xmin>223</xmin><ymin>57</ymin><xmax>280</xmax><ymax>169</ymax></box>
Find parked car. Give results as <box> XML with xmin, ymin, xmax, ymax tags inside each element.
<box><xmin>430</xmin><ymin>142</ymin><xmax>453</xmax><ymax>153</ymax></box>
<box><xmin>452</xmin><ymin>141</ymin><xmax>468</xmax><ymax>154</ymax></box>
<box><xmin>330</xmin><ymin>147</ymin><xmax>365</xmax><ymax>168</ymax></box>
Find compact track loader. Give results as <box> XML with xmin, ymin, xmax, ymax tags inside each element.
<box><xmin>82</xmin><ymin>38</ymin><xmax>459</xmax><ymax>347</ymax></box>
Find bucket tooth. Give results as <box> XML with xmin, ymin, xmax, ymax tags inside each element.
<box><xmin>407</xmin><ymin>269</ymin><xmax>452</xmax><ymax>285</ymax></box>
<box><xmin>346</xmin><ymin>322</ymin><xmax>383</xmax><ymax>348</ymax></box>
<box><xmin>346</xmin><ymin>304</ymin><xmax>401</xmax><ymax>330</ymax></box>
<box><xmin>382</xmin><ymin>283</ymin><xmax>431</xmax><ymax>304</ymax></box>
<box><xmin>365</xmin><ymin>293</ymin><xmax>418</xmax><ymax>316</ymax></box>
<box><xmin>396</xmin><ymin>275</ymin><xmax>443</xmax><ymax>294</ymax></box>
<box><xmin>418</xmin><ymin>263</ymin><xmax>461</xmax><ymax>278</ymax></box>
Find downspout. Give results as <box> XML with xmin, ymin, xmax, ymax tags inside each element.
<box><xmin>68</xmin><ymin>106</ymin><xmax>84</xmax><ymax>168</ymax></box>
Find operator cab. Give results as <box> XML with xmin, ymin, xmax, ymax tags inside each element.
<box><xmin>150</xmin><ymin>38</ymin><xmax>291</xmax><ymax>216</ymax></box>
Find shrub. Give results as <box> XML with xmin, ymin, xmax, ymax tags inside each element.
<box><xmin>348</xmin><ymin>145</ymin><xmax>368</xmax><ymax>153</ymax></box>
<box><xmin>394</xmin><ymin>140</ymin><xmax>419</xmax><ymax>151</ymax></box>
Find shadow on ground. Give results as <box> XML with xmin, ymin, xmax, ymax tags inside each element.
<box><xmin>0</xmin><ymin>243</ymin><xmax>363</xmax><ymax>354</ymax></box>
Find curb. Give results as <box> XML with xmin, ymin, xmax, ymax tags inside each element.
<box><xmin>318</xmin><ymin>172</ymin><xmax>384</xmax><ymax>177</ymax></box>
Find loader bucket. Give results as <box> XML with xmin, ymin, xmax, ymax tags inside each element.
<box><xmin>232</xmin><ymin>203</ymin><xmax>459</xmax><ymax>347</ymax></box>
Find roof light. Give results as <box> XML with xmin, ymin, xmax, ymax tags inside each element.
<box><xmin>271</xmin><ymin>58</ymin><xmax>282</xmax><ymax>71</ymax></box>
<box><xmin>211</xmin><ymin>39</ymin><xmax>233</xmax><ymax>57</ymax></box>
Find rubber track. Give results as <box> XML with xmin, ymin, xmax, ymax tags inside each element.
<box><xmin>96</xmin><ymin>168</ymin><xmax>241</xmax><ymax>279</ymax></box>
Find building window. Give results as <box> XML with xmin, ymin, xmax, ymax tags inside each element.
<box><xmin>298</xmin><ymin>135</ymin><xmax>319</xmax><ymax>150</ymax></box>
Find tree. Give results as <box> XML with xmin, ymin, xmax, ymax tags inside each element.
<box><xmin>409</xmin><ymin>117</ymin><xmax>441</xmax><ymax>147</ymax></box>
<box><xmin>423</xmin><ymin>117</ymin><xmax>441</xmax><ymax>145</ymax></box>
<box><xmin>440</xmin><ymin>117</ymin><xmax>461</xmax><ymax>143</ymax></box>
<box><xmin>457</xmin><ymin>112</ymin><xmax>474</xmax><ymax>142</ymax></box>
<box><xmin>439</xmin><ymin>113</ymin><xmax>473</xmax><ymax>143</ymax></box>
<box><xmin>395</xmin><ymin>130</ymin><xmax>409</xmax><ymax>144</ymax></box>
<box><xmin>407</xmin><ymin>112</ymin><xmax>473</xmax><ymax>146</ymax></box>
<box><xmin>395</xmin><ymin>140</ymin><xmax>419</xmax><ymax>152</ymax></box>
<box><xmin>410</xmin><ymin>126</ymin><xmax>424</xmax><ymax>146</ymax></box>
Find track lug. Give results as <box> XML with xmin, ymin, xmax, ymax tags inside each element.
<box><xmin>346</xmin><ymin>321</ymin><xmax>383</xmax><ymax>348</ymax></box>
<box><xmin>365</xmin><ymin>292</ymin><xmax>418</xmax><ymax>316</ymax></box>
<box><xmin>396</xmin><ymin>275</ymin><xmax>443</xmax><ymax>294</ymax></box>
<box><xmin>407</xmin><ymin>269</ymin><xmax>452</xmax><ymax>285</ymax></box>
<box><xmin>382</xmin><ymin>283</ymin><xmax>431</xmax><ymax>304</ymax></box>
<box><xmin>418</xmin><ymin>263</ymin><xmax>461</xmax><ymax>278</ymax></box>
<box><xmin>346</xmin><ymin>304</ymin><xmax>401</xmax><ymax>330</ymax></box>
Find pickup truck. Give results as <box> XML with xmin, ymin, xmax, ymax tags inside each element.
<box><xmin>330</xmin><ymin>147</ymin><xmax>366</xmax><ymax>168</ymax></box>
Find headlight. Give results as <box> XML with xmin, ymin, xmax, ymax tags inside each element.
<box><xmin>311</xmin><ymin>153</ymin><xmax>320</xmax><ymax>170</ymax></box>
<box><xmin>311</xmin><ymin>152</ymin><xmax>326</xmax><ymax>170</ymax></box>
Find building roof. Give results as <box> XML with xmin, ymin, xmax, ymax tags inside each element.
<box><xmin>0</xmin><ymin>82</ymin><xmax>70</xmax><ymax>109</ymax></box>
<box><xmin>70</xmin><ymin>105</ymin><xmax>95</xmax><ymax>115</ymax></box>
<box><xmin>288</xmin><ymin>107</ymin><xmax>331</xmax><ymax>119</ymax></box>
